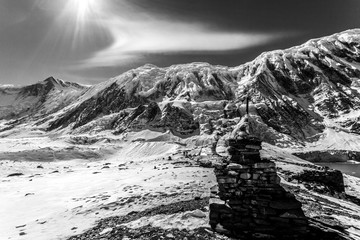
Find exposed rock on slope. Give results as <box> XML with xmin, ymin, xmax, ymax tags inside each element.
<box><xmin>48</xmin><ymin>29</ymin><xmax>360</xmax><ymax>149</ymax></box>
<box><xmin>0</xmin><ymin>77</ymin><xmax>86</xmax><ymax>123</ymax></box>
<box><xmin>3</xmin><ymin>30</ymin><xmax>360</xmax><ymax>153</ymax></box>
<box><xmin>234</xmin><ymin>29</ymin><xmax>360</xmax><ymax>141</ymax></box>
<box><xmin>44</xmin><ymin>64</ymin><xmax>236</xmax><ymax>136</ymax></box>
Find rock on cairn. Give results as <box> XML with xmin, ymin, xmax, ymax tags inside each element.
<box><xmin>209</xmin><ymin>113</ymin><xmax>309</xmax><ymax>239</ymax></box>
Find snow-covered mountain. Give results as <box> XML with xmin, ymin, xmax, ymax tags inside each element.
<box><xmin>0</xmin><ymin>77</ymin><xmax>86</xmax><ymax>122</ymax></box>
<box><xmin>234</xmin><ymin>29</ymin><xmax>360</xmax><ymax>143</ymax></box>
<box><xmin>2</xmin><ymin>29</ymin><xmax>360</xmax><ymax>154</ymax></box>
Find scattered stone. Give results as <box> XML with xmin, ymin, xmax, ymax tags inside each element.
<box><xmin>187</xmin><ymin>209</ymin><xmax>206</xmax><ymax>218</ymax></box>
<box><xmin>7</xmin><ymin>173</ymin><xmax>23</xmax><ymax>177</ymax></box>
<box><xmin>166</xmin><ymin>233</ymin><xmax>175</xmax><ymax>238</ymax></box>
<box><xmin>213</xmin><ymin>223</ymin><xmax>231</xmax><ymax>235</ymax></box>
<box><xmin>37</xmin><ymin>165</ymin><xmax>44</xmax><ymax>169</ymax></box>
<box><xmin>15</xmin><ymin>224</ymin><xmax>26</xmax><ymax>228</ymax></box>
<box><xmin>99</xmin><ymin>227</ymin><xmax>113</xmax><ymax>235</ymax></box>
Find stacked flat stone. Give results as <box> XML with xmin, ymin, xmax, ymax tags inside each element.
<box><xmin>209</xmin><ymin>136</ymin><xmax>309</xmax><ymax>239</ymax></box>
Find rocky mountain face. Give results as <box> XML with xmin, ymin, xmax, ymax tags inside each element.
<box><xmin>234</xmin><ymin>29</ymin><xmax>360</xmax><ymax>143</ymax></box>
<box><xmin>45</xmin><ymin>63</ymin><xmax>236</xmax><ymax>135</ymax></box>
<box><xmin>2</xmin><ymin>29</ymin><xmax>360</xmax><ymax>153</ymax></box>
<box><xmin>0</xmin><ymin>77</ymin><xmax>86</xmax><ymax>124</ymax></box>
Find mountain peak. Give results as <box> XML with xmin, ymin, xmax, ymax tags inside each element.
<box><xmin>40</xmin><ymin>76</ymin><xmax>67</xmax><ymax>88</ymax></box>
<box><xmin>43</xmin><ymin>76</ymin><xmax>58</xmax><ymax>84</ymax></box>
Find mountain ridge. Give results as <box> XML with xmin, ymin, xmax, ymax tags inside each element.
<box><xmin>2</xmin><ymin>29</ymin><xmax>360</xmax><ymax>154</ymax></box>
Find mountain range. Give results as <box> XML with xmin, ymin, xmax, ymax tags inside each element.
<box><xmin>2</xmin><ymin>29</ymin><xmax>360</xmax><ymax>158</ymax></box>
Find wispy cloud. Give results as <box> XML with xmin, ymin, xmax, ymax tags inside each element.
<box><xmin>74</xmin><ymin>1</ymin><xmax>292</xmax><ymax>68</ymax></box>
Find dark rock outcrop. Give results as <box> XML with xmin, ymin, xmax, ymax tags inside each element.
<box><xmin>293</xmin><ymin>150</ymin><xmax>360</xmax><ymax>162</ymax></box>
<box><xmin>291</xmin><ymin>169</ymin><xmax>345</xmax><ymax>193</ymax></box>
<box><xmin>113</xmin><ymin>101</ymin><xmax>200</xmax><ymax>136</ymax></box>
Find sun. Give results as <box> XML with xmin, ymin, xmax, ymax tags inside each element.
<box><xmin>60</xmin><ymin>0</ymin><xmax>104</xmax><ymax>47</ymax></box>
<box><xmin>71</xmin><ymin>0</ymin><xmax>97</xmax><ymax>21</ymax></box>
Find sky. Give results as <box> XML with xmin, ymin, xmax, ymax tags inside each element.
<box><xmin>1</xmin><ymin>0</ymin><xmax>360</xmax><ymax>85</ymax></box>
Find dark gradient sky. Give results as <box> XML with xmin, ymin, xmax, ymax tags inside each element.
<box><xmin>1</xmin><ymin>0</ymin><xmax>360</xmax><ymax>85</ymax></box>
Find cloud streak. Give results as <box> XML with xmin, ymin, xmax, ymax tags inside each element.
<box><xmin>79</xmin><ymin>2</ymin><xmax>292</xmax><ymax>68</ymax></box>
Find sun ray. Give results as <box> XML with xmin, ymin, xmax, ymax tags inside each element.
<box><xmin>72</xmin><ymin>0</ymin><xmax>96</xmax><ymax>22</ymax></box>
<box><xmin>62</xmin><ymin>0</ymin><xmax>104</xmax><ymax>48</ymax></box>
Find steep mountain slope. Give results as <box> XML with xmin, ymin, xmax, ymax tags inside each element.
<box><xmin>233</xmin><ymin>29</ymin><xmax>360</xmax><ymax>143</ymax></box>
<box><xmin>46</xmin><ymin>63</ymin><xmax>236</xmax><ymax>136</ymax></box>
<box><xmin>0</xmin><ymin>77</ymin><xmax>87</xmax><ymax>122</ymax></box>
<box><xmin>2</xmin><ymin>29</ymin><xmax>360</xmax><ymax>153</ymax></box>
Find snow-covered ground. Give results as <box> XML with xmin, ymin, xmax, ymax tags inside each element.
<box><xmin>0</xmin><ymin>135</ymin><xmax>215</xmax><ymax>240</ymax></box>
<box><xmin>1</xmin><ymin>132</ymin><xmax>360</xmax><ymax>240</ymax></box>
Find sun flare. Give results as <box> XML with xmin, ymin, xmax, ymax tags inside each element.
<box><xmin>71</xmin><ymin>0</ymin><xmax>97</xmax><ymax>21</ymax></box>
<box><xmin>58</xmin><ymin>0</ymin><xmax>105</xmax><ymax>47</ymax></box>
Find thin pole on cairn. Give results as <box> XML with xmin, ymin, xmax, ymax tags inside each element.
<box><xmin>246</xmin><ymin>95</ymin><xmax>250</xmax><ymax>115</ymax></box>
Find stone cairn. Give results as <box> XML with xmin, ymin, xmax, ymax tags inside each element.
<box><xmin>209</xmin><ymin>99</ymin><xmax>309</xmax><ymax>239</ymax></box>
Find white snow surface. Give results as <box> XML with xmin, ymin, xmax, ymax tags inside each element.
<box><xmin>0</xmin><ymin>134</ymin><xmax>215</xmax><ymax>240</ymax></box>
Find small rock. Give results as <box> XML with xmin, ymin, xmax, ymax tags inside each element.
<box><xmin>240</xmin><ymin>173</ymin><xmax>252</xmax><ymax>180</ymax></box>
<box><xmin>228</xmin><ymin>163</ymin><xmax>249</xmax><ymax>170</ymax></box>
<box><xmin>228</xmin><ymin>170</ymin><xmax>238</xmax><ymax>176</ymax></box>
<box><xmin>37</xmin><ymin>165</ymin><xmax>44</xmax><ymax>169</ymax></box>
<box><xmin>7</xmin><ymin>173</ymin><xmax>23</xmax><ymax>177</ymax></box>
<box><xmin>166</xmin><ymin>233</ymin><xmax>175</xmax><ymax>238</ymax></box>
<box><xmin>99</xmin><ymin>227</ymin><xmax>113</xmax><ymax>235</ymax></box>
<box><xmin>15</xmin><ymin>224</ymin><xmax>26</xmax><ymax>228</ymax></box>
<box><xmin>214</xmin><ymin>223</ymin><xmax>231</xmax><ymax>234</ymax></box>
<box><xmin>71</xmin><ymin>227</ymin><xmax>77</xmax><ymax>230</ymax></box>
<box><xmin>189</xmin><ymin>209</ymin><xmax>206</xmax><ymax>218</ymax></box>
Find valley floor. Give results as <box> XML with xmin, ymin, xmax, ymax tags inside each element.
<box><xmin>0</xmin><ymin>134</ymin><xmax>360</xmax><ymax>240</ymax></box>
